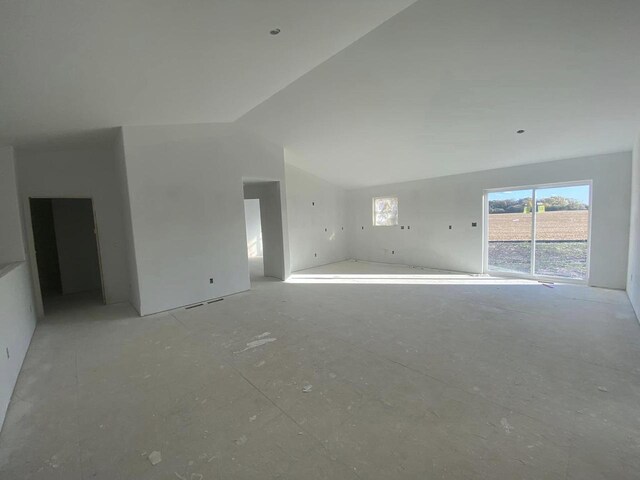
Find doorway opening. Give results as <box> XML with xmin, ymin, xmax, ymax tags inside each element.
<box><xmin>243</xmin><ymin>181</ymin><xmax>286</xmax><ymax>284</ymax></box>
<box><xmin>244</xmin><ymin>198</ymin><xmax>264</xmax><ymax>279</ymax></box>
<box><xmin>484</xmin><ymin>181</ymin><xmax>592</xmax><ymax>282</ymax></box>
<box><xmin>29</xmin><ymin>198</ymin><xmax>105</xmax><ymax>313</ymax></box>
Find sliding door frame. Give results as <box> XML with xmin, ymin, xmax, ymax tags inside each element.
<box><xmin>483</xmin><ymin>179</ymin><xmax>593</xmax><ymax>284</ymax></box>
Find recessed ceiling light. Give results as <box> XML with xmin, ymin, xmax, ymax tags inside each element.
<box><xmin>270</xmin><ymin>28</ymin><xmax>281</xmax><ymax>35</ymax></box>
<box><xmin>516</xmin><ymin>129</ymin><xmax>525</xmax><ymax>134</ymax></box>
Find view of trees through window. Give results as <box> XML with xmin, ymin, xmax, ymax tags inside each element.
<box><xmin>487</xmin><ymin>184</ymin><xmax>590</xmax><ymax>279</ymax></box>
<box><xmin>489</xmin><ymin>195</ymin><xmax>588</xmax><ymax>214</ymax></box>
<box><xmin>373</xmin><ymin>197</ymin><xmax>398</xmax><ymax>226</ymax></box>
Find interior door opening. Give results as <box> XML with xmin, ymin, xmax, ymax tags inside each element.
<box><xmin>485</xmin><ymin>182</ymin><xmax>591</xmax><ymax>282</ymax></box>
<box><xmin>29</xmin><ymin>198</ymin><xmax>105</xmax><ymax>312</ymax></box>
<box><xmin>244</xmin><ymin>198</ymin><xmax>264</xmax><ymax>279</ymax></box>
<box><xmin>243</xmin><ymin>181</ymin><xmax>286</xmax><ymax>285</ymax></box>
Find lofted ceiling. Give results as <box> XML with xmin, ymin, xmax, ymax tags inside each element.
<box><xmin>239</xmin><ymin>0</ymin><xmax>640</xmax><ymax>187</ymax></box>
<box><xmin>2</xmin><ymin>0</ymin><xmax>639</xmax><ymax>188</ymax></box>
<box><xmin>0</xmin><ymin>0</ymin><xmax>416</xmax><ymax>148</ymax></box>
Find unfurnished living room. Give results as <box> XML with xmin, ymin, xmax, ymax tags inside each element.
<box><xmin>1</xmin><ymin>1</ymin><xmax>639</xmax><ymax>479</ymax></box>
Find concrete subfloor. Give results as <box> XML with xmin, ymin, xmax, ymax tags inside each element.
<box><xmin>1</xmin><ymin>260</ymin><xmax>639</xmax><ymax>479</ymax></box>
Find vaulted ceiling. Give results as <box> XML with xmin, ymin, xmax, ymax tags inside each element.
<box><xmin>2</xmin><ymin>0</ymin><xmax>639</xmax><ymax>187</ymax></box>
<box><xmin>0</xmin><ymin>0</ymin><xmax>415</xmax><ymax>147</ymax></box>
<box><xmin>239</xmin><ymin>0</ymin><xmax>640</xmax><ymax>187</ymax></box>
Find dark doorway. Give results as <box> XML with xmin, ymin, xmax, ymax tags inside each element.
<box><xmin>30</xmin><ymin>199</ymin><xmax>63</xmax><ymax>296</ymax></box>
<box><xmin>29</xmin><ymin>198</ymin><xmax>104</xmax><ymax>311</ymax></box>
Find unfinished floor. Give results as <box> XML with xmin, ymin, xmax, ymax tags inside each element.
<box><xmin>1</xmin><ymin>261</ymin><xmax>639</xmax><ymax>479</ymax></box>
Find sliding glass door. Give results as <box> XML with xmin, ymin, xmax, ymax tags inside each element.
<box><xmin>487</xmin><ymin>189</ymin><xmax>533</xmax><ymax>274</ymax></box>
<box><xmin>486</xmin><ymin>183</ymin><xmax>590</xmax><ymax>281</ymax></box>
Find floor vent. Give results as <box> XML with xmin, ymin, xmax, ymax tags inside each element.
<box><xmin>185</xmin><ymin>303</ymin><xmax>204</xmax><ymax>310</ymax></box>
<box><xmin>208</xmin><ymin>298</ymin><xmax>224</xmax><ymax>304</ymax></box>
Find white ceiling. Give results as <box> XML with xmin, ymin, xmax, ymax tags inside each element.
<box><xmin>239</xmin><ymin>0</ymin><xmax>640</xmax><ymax>187</ymax></box>
<box><xmin>0</xmin><ymin>0</ymin><xmax>416</xmax><ymax>147</ymax></box>
<box><xmin>3</xmin><ymin>0</ymin><xmax>639</xmax><ymax>188</ymax></box>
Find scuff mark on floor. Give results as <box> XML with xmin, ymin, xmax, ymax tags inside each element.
<box><xmin>234</xmin><ymin>338</ymin><xmax>277</xmax><ymax>354</ymax></box>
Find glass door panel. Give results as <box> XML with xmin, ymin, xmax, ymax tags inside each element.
<box><xmin>487</xmin><ymin>189</ymin><xmax>533</xmax><ymax>274</ymax></box>
<box><xmin>533</xmin><ymin>185</ymin><xmax>590</xmax><ymax>279</ymax></box>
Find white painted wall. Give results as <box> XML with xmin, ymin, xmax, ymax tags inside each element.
<box><xmin>0</xmin><ymin>147</ymin><xmax>25</xmax><ymax>264</ymax></box>
<box><xmin>285</xmin><ymin>161</ymin><xmax>348</xmax><ymax>272</ymax></box>
<box><xmin>51</xmin><ymin>199</ymin><xmax>101</xmax><ymax>295</ymax></box>
<box><xmin>628</xmin><ymin>134</ymin><xmax>640</xmax><ymax>319</ymax></box>
<box><xmin>120</xmin><ymin>124</ymin><xmax>290</xmax><ymax>316</ymax></box>
<box><xmin>348</xmin><ymin>152</ymin><xmax>632</xmax><ymax>289</ymax></box>
<box><xmin>16</xmin><ymin>147</ymin><xmax>129</xmax><ymax>310</ymax></box>
<box><xmin>244</xmin><ymin>199</ymin><xmax>263</xmax><ymax>258</ymax></box>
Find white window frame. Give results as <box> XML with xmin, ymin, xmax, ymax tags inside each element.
<box><xmin>372</xmin><ymin>196</ymin><xmax>399</xmax><ymax>227</ymax></box>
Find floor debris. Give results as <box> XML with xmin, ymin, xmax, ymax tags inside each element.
<box><xmin>234</xmin><ymin>338</ymin><xmax>277</xmax><ymax>354</ymax></box>
<box><xmin>235</xmin><ymin>435</ymin><xmax>247</xmax><ymax>446</ymax></box>
<box><xmin>148</xmin><ymin>451</ymin><xmax>162</xmax><ymax>465</ymax></box>
<box><xmin>302</xmin><ymin>384</ymin><xmax>313</xmax><ymax>393</ymax></box>
<box><xmin>500</xmin><ymin>418</ymin><xmax>513</xmax><ymax>434</ymax></box>
<box><xmin>598</xmin><ymin>386</ymin><xmax>609</xmax><ymax>392</ymax></box>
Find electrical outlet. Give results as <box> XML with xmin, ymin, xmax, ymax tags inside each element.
<box><xmin>314</xmin><ymin>253</ymin><xmax>317</xmax><ymax>257</ymax></box>
<box><xmin>401</xmin><ymin>226</ymin><xmax>405</xmax><ymax>230</ymax></box>
<box><xmin>209</xmin><ymin>278</ymin><xmax>214</xmax><ymax>284</ymax></box>
<box><xmin>312</xmin><ymin>202</ymin><xmax>315</xmax><ymax>206</ymax></box>
<box><xmin>449</xmin><ymin>225</ymin><xmax>452</xmax><ymax>230</ymax></box>
<box><xmin>472</xmin><ymin>222</ymin><xmax>477</xmax><ymax>227</ymax></box>
<box><xmin>392</xmin><ymin>250</ymin><xmax>395</xmax><ymax>254</ymax></box>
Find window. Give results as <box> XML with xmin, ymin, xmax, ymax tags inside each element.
<box><xmin>373</xmin><ymin>197</ymin><xmax>398</xmax><ymax>226</ymax></box>
<box><xmin>485</xmin><ymin>182</ymin><xmax>591</xmax><ymax>281</ymax></box>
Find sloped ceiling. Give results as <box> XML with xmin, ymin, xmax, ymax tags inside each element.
<box><xmin>0</xmin><ymin>0</ymin><xmax>416</xmax><ymax>148</ymax></box>
<box><xmin>239</xmin><ymin>0</ymin><xmax>640</xmax><ymax>187</ymax></box>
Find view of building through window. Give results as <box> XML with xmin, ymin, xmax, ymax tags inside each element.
<box><xmin>373</xmin><ymin>197</ymin><xmax>398</xmax><ymax>226</ymax></box>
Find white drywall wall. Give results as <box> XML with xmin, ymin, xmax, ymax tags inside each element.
<box><xmin>628</xmin><ymin>134</ymin><xmax>640</xmax><ymax>319</ymax></box>
<box><xmin>285</xmin><ymin>161</ymin><xmax>349</xmax><ymax>272</ymax></box>
<box><xmin>120</xmin><ymin>124</ymin><xmax>290</xmax><ymax>316</ymax></box>
<box><xmin>0</xmin><ymin>147</ymin><xmax>25</xmax><ymax>264</ymax></box>
<box><xmin>244</xmin><ymin>199</ymin><xmax>263</xmax><ymax>258</ymax></box>
<box><xmin>51</xmin><ymin>199</ymin><xmax>101</xmax><ymax>295</ymax></box>
<box><xmin>0</xmin><ymin>147</ymin><xmax>36</xmax><ymax>431</ymax></box>
<box><xmin>16</xmin><ymin>147</ymin><xmax>129</xmax><ymax>309</ymax></box>
<box><xmin>348</xmin><ymin>152</ymin><xmax>631</xmax><ymax>289</ymax></box>
<box><xmin>114</xmin><ymin>131</ymin><xmax>141</xmax><ymax>313</ymax></box>
<box><xmin>0</xmin><ymin>262</ymin><xmax>37</xmax><ymax>432</ymax></box>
